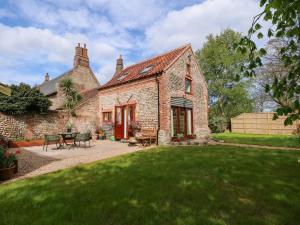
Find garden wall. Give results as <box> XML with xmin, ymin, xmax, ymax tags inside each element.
<box><xmin>0</xmin><ymin>111</ymin><xmax>69</xmax><ymax>140</ymax></box>
<box><xmin>231</xmin><ymin>112</ymin><xmax>299</xmax><ymax>135</ymax></box>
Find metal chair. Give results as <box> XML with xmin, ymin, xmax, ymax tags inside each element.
<box><xmin>74</xmin><ymin>132</ymin><xmax>91</xmax><ymax>148</ymax></box>
<box><xmin>43</xmin><ymin>134</ymin><xmax>60</xmax><ymax>151</ymax></box>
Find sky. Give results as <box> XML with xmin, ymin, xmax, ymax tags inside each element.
<box><xmin>0</xmin><ymin>0</ymin><xmax>265</xmax><ymax>86</ymax></box>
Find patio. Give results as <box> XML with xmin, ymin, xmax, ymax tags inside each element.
<box><xmin>8</xmin><ymin>140</ymin><xmax>145</xmax><ymax>182</ymax></box>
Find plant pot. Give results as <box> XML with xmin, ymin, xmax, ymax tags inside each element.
<box><xmin>13</xmin><ymin>160</ymin><xmax>18</xmax><ymax>174</ymax></box>
<box><xmin>0</xmin><ymin>166</ymin><xmax>15</xmax><ymax>181</ymax></box>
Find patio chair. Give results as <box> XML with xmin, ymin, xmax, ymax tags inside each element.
<box><xmin>74</xmin><ymin>132</ymin><xmax>91</xmax><ymax>148</ymax></box>
<box><xmin>43</xmin><ymin>134</ymin><xmax>60</xmax><ymax>151</ymax></box>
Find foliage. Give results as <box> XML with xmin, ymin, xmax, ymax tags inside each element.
<box><xmin>1</xmin><ymin>146</ymin><xmax>300</xmax><ymax>224</ymax></box>
<box><xmin>0</xmin><ymin>83</ymin><xmax>51</xmax><ymax>115</ymax></box>
<box><xmin>59</xmin><ymin>78</ymin><xmax>81</xmax><ymax>117</ymax></box>
<box><xmin>0</xmin><ymin>147</ymin><xmax>20</xmax><ymax>169</ymax></box>
<box><xmin>212</xmin><ymin>132</ymin><xmax>300</xmax><ymax>148</ymax></box>
<box><xmin>237</xmin><ymin>0</ymin><xmax>300</xmax><ymax>125</ymax></box>
<box><xmin>196</xmin><ymin>29</ymin><xmax>254</xmax><ymax>130</ymax></box>
<box><xmin>209</xmin><ymin>116</ymin><xmax>227</xmax><ymax>133</ymax></box>
<box><xmin>129</xmin><ymin>121</ymin><xmax>141</xmax><ymax>135</ymax></box>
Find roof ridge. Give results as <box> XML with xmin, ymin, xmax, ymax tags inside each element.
<box><xmin>122</xmin><ymin>43</ymin><xmax>191</xmax><ymax>71</ymax></box>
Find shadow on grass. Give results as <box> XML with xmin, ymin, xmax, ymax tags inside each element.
<box><xmin>4</xmin><ymin>148</ymin><xmax>58</xmax><ymax>181</ymax></box>
<box><xmin>1</xmin><ymin>145</ymin><xmax>300</xmax><ymax>225</ymax></box>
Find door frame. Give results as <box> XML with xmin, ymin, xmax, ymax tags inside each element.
<box><xmin>114</xmin><ymin>103</ymin><xmax>136</xmax><ymax>140</ymax></box>
<box><xmin>171</xmin><ymin>106</ymin><xmax>194</xmax><ymax>140</ymax></box>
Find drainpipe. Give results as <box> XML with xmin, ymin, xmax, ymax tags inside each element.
<box><xmin>155</xmin><ymin>73</ymin><xmax>161</xmax><ymax>145</ymax></box>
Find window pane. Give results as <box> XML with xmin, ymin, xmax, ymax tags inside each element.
<box><xmin>185</xmin><ymin>79</ymin><xmax>191</xmax><ymax>93</ymax></box>
<box><xmin>172</xmin><ymin>108</ymin><xmax>178</xmax><ymax>136</ymax></box>
<box><xmin>187</xmin><ymin>109</ymin><xmax>192</xmax><ymax>135</ymax></box>
<box><xmin>116</xmin><ymin>108</ymin><xmax>122</xmax><ymax>125</ymax></box>
<box><xmin>179</xmin><ymin>108</ymin><xmax>185</xmax><ymax>135</ymax></box>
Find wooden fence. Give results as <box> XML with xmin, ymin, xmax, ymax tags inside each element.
<box><xmin>231</xmin><ymin>112</ymin><xmax>299</xmax><ymax>135</ymax></box>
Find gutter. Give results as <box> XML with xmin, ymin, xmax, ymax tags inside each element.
<box><xmin>155</xmin><ymin>73</ymin><xmax>161</xmax><ymax>145</ymax></box>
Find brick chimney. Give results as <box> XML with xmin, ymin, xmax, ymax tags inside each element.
<box><xmin>115</xmin><ymin>55</ymin><xmax>123</xmax><ymax>74</ymax></box>
<box><xmin>44</xmin><ymin>72</ymin><xmax>49</xmax><ymax>82</ymax></box>
<box><xmin>74</xmin><ymin>43</ymin><xmax>89</xmax><ymax>67</ymax></box>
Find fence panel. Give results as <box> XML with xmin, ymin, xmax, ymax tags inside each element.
<box><xmin>231</xmin><ymin>112</ymin><xmax>299</xmax><ymax>135</ymax></box>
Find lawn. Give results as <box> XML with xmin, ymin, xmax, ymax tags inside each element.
<box><xmin>212</xmin><ymin>132</ymin><xmax>300</xmax><ymax>148</ymax></box>
<box><xmin>1</xmin><ymin>145</ymin><xmax>300</xmax><ymax>225</ymax></box>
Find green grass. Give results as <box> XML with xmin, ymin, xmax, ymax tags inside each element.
<box><xmin>1</xmin><ymin>146</ymin><xmax>300</xmax><ymax>225</ymax></box>
<box><xmin>212</xmin><ymin>132</ymin><xmax>300</xmax><ymax>148</ymax></box>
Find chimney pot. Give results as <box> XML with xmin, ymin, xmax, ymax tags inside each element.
<box><xmin>45</xmin><ymin>72</ymin><xmax>49</xmax><ymax>82</ymax></box>
<box><xmin>84</xmin><ymin>43</ymin><xmax>86</xmax><ymax>48</ymax></box>
<box><xmin>115</xmin><ymin>54</ymin><xmax>124</xmax><ymax>74</ymax></box>
<box><xmin>74</xmin><ymin>43</ymin><xmax>89</xmax><ymax>67</ymax></box>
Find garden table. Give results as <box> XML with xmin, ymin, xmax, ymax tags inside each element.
<box><xmin>59</xmin><ymin>132</ymin><xmax>79</xmax><ymax>150</ymax></box>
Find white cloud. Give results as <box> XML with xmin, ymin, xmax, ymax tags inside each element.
<box><xmin>0</xmin><ymin>23</ymin><xmax>120</xmax><ymax>84</ymax></box>
<box><xmin>145</xmin><ymin>0</ymin><xmax>263</xmax><ymax>52</ymax></box>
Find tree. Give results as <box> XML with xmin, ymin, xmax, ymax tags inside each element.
<box><xmin>237</xmin><ymin>0</ymin><xmax>300</xmax><ymax>125</ymax></box>
<box><xmin>59</xmin><ymin>78</ymin><xmax>81</xmax><ymax>117</ymax></box>
<box><xmin>0</xmin><ymin>83</ymin><xmax>51</xmax><ymax>115</ymax></box>
<box><xmin>196</xmin><ymin>29</ymin><xmax>254</xmax><ymax>132</ymax></box>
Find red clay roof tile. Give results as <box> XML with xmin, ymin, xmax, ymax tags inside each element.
<box><xmin>100</xmin><ymin>44</ymin><xmax>190</xmax><ymax>90</ymax></box>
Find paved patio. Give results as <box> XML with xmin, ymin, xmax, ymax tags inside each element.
<box><xmin>8</xmin><ymin>140</ymin><xmax>146</xmax><ymax>182</ymax></box>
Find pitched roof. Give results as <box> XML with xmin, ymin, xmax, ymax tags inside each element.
<box><xmin>100</xmin><ymin>44</ymin><xmax>190</xmax><ymax>90</ymax></box>
<box><xmin>38</xmin><ymin>69</ymin><xmax>73</xmax><ymax>96</ymax></box>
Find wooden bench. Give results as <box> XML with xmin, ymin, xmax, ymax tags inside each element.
<box><xmin>136</xmin><ymin>128</ymin><xmax>157</xmax><ymax>146</ymax></box>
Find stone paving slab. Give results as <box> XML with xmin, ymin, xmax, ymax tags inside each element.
<box><xmin>6</xmin><ymin>140</ymin><xmax>146</xmax><ymax>183</ymax></box>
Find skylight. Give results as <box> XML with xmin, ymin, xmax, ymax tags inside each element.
<box><xmin>140</xmin><ymin>65</ymin><xmax>153</xmax><ymax>74</ymax></box>
<box><xmin>117</xmin><ymin>72</ymin><xmax>128</xmax><ymax>81</ymax></box>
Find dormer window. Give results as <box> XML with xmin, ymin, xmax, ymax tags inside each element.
<box><xmin>140</xmin><ymin>65</ymin><xmax>153</xmax><ymax>74</ymax></box>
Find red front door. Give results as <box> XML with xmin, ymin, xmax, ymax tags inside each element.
<box><xmin>115</xmin><ymin>106</ymin><xmax>124</xmax><ymax>140</ymax></box>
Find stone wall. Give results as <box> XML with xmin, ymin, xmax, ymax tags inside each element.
<box><xmin>99</xmin><ymin>78</ymin><xmax>158</xmax><ymax>135</ymax></box>
<box><xmin>0</xmin><ymin>111</ymin><xmax>68</xmax><ymax>140</ymax></box>
<box><xmin>48</xmin><ymin>65</ymin><xmax>100</xmax><ymax>110</ymax></box>
<box><xmin>0</xmin><ymin>93</ymin><xmax>100</xmax><ymax>140</ymax></box>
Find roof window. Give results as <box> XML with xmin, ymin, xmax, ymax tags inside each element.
<box><xmin>117</xmin><ymin>72</ymin><xmax>128</xmax><ymax>81</ymax></box>
<box><xmin>140</xmin><ymin>65</ymin><xmax>153</xmax><ymax>74</ymax></box>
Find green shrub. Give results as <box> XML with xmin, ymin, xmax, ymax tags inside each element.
<box><xmin>209</xmin><ymin>116</ymin><xmax>227</xmax><ymax>133</ymax></box>
<box><xmin>0</xmin><ymin>83</ymin><xmax>51</xmax><ymax>115</ymax></box>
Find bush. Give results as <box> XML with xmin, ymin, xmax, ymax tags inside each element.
<box><xmin>0</xmin><ymin>83</ymin><xmax>51</xmax><ymax>115</ymax></box>
<box><xmin>209</xmin><ymin>116</ymin><xmax>227</xmax><ymax>133</ymax></box>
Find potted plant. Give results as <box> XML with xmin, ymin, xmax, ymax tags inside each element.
<box><xmin>66</xmin><ymin>122</ymin><xmax>73</xmax><ymax>133</ymax></box>
<box><xmin>177</xmin><ymin>133</ymin><xmax>184</xmax><ymax>144</ymax></box>
<box><xmin>129</xmin><ymin>121</ymin><xmax>141</xmax><ymax>137</ymax></box>
<box><xmin>0</xmin><ymin>147</ymin><xmax>21</xmax><ymax>181</ymax></box>
<box><xmin>98</xmin><ymin>127</ymin><xmax>106</xmax><ymax>140</ymax></box>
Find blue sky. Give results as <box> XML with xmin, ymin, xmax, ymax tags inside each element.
<box><xmin>0</xmin><ymin>0</ymin><xmax>264</xmax><ymax>86</ymax></box>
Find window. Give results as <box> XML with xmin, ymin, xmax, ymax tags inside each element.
<box><xmin>185</xmin><ymin>78</ymin><xmax>192</xmax><ymax>94</ymax></box>
<box><xmin>117</xmin><ymin>72</ymin><xmax>128</xmax><ymax>81</ymax></box>
<box><xmin>171</xmin><ymin>107</ymin><xmax>193</xmax><ymax>138</ymax></box>
<box><xmin>140</xmin><ymin>65</ymin><xmax>153</xmax><ymax>74</ymax></box>
<box><xmin>103</xmin><ymin>112</ymin><xmax>112</xmax><ymax>122</ymax></box>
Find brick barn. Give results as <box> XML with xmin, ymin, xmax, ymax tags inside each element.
<box><xmin>39</xmin><ymin>43</ymin><xmax>210</xmax><ymax>144</ymax></box>
<box><xmin>99</xmin><ymin>44</ymin><xmax>209</xmax><ymax>144</ymax></box>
